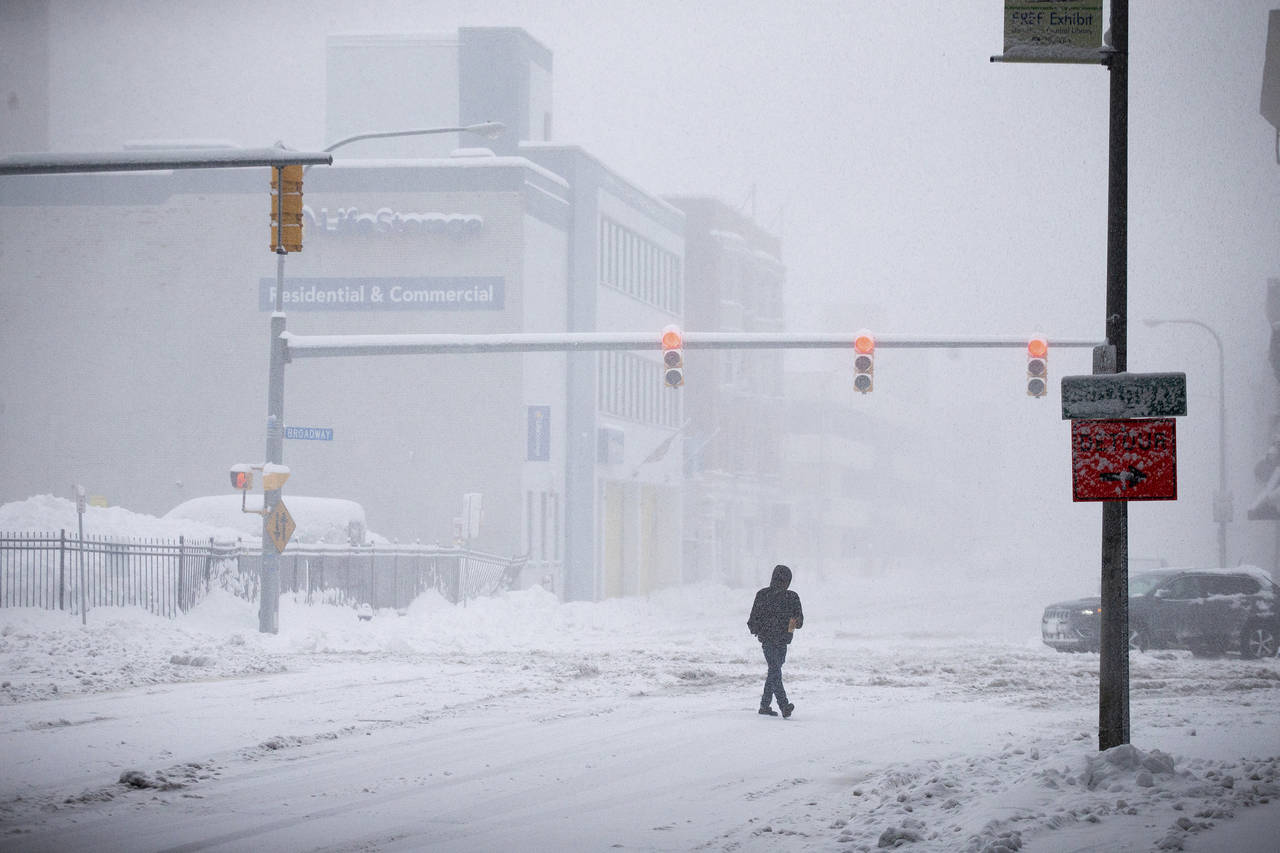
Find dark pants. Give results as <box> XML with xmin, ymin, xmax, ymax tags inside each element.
<box><xmin>760</xmin><ymin>640</ymin><xmax>789</xmax><ymax>709</ymax></box>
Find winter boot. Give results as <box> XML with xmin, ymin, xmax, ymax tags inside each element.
<box><xmin>781</xmin><ymin>702</ymin><xmax>794</xmax><ymax>719</ymax></box>
<box><xmin>758</xmin><ymin>706</ymin><xmax>778</xmax><ymax>716</ymax></box>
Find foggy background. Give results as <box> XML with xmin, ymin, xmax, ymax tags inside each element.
<box><xmin>3</xmin><ymin>0</ymin><xmax>1279</xmax><ymax>601</ymax></box>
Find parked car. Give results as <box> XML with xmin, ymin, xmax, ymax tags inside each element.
<box><xmin>1041</xmin><ymin>567</ymin><xmax>1280</xmax><ymax>658</ymax></box>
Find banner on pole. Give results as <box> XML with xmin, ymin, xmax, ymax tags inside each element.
<box><xmin>995</xmin><ymin>0</ymin><xmax>1105</xmax><ymax>64</ymax></box>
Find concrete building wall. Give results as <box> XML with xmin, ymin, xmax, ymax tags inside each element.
<box><xmin>0</xmin><ymin>0</ymin><xmax>49</xmax><ymax>154</ymax></box>
<box><xmin>325</xmin><ymin>34</ymin><xmax>462</xmax><ymax>159</ymax></box>
<box><xmin>666</xmin><ymin>197</ymin><xmax>786</xmax><ymax>588</ymax></box>
<box><xmin>0</xmin><ymin>158</ymin><xmax>572</xmax><ymax>566</ymax></box>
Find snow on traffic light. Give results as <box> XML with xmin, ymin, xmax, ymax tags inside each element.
<box><xmin>853</xmin><ymin>330</ymin><xmax>875</xmax><ymax>393</ymax></box>
<box><xmin>661</xmin><ymin>325</ymin><xmax>684</xmax><ymax>388</ymax></box>
<box><xmin>229</xmin><ymin>464</ymin><xmax>253</xmax><ymax>491</ymax></box>
<box><xmin>1027</xmin><ymin>335</ymin><xmax>1048</xmax><ymax>397</ymax></box>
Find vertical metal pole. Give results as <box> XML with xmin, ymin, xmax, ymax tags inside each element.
<box><xmin>1099</xmin><ymin>0</ymin><xmax>1130</xmax><ymax>752</ymax></box>
<box><xmin>177</xmin><ymin>535</ymin><xmax>184</xmax><ymax>620</ymax></box>
<box><xmin>77</xmin><ymin>514</ymin><xmax>86</xmax><ymax>625</ymax></box>
<box><xmin>260</xmin><ymin>165</ymin><xmax>287</xmax><ymax>634</ymax></box>
<box><xmin>1215</xmin><ymin>332</ymin><xmax>1228</xmax><ymax>567</ymax></box>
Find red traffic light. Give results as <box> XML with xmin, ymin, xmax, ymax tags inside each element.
<box><xmin>1027</xmin><ymin>335</ymin><xmax>1048</xmax><ymax>397</ymax></box>
<box><xmin>853</xmin><ymin>330</ymin><xmax>875</xmax><ymax>393</ymax></box>
<box><xmin>661</xmin><ymin>325</ymin><xmax>684</xmax><ymax>387</ymax></box>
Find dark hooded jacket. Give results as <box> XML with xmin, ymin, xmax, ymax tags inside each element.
<box><xmin>748</xmin><ymin>564</ymin><xmax>804</xmax><ymax>644</ymax></box>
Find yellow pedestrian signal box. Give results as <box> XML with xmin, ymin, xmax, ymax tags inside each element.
<box><xmin>270</xmin><ymin>164</ymin><xmax>304</xmax><ymax>252</ymax></box>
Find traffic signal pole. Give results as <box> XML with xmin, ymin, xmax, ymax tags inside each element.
<box><xmin>260</xmin><ymin>165</ymin><xmax>289</xmax><ymax>634</ymax></box>
<box><xmin>279</xmin><ymin>331</ymin><xmax>1102</xmax><ymax>358</ymax></box>
<box><xmin>1099</xmin><ymin>0</ymin><xmax>1130</xmax><ymax>751</ymax></box>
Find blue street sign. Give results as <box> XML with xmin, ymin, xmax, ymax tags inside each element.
<box><xmin>284</xmin><ymin>426</ymin><xmax>334</xmax><ymax>441</ymax></box>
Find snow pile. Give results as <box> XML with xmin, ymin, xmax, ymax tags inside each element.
<box><xmin>164</xmin><ymin>494</ymin><xmax>384</xmax><ymax>544</ymax></box>
<box><xmin>0</xmin><ymin>493</ymin><xmax>388</xmax><ymax>548</ymax></box>
<box><xmin>833</xmin><ymin>741</ymin><xmax>1280</xmax><ymax>852</ymax></box>
<box><xmin>0</xmin><ymin>590</ymin><xmax>282</xmax><ymax>703</ymax></box>
<box><xmin>0</xmin><ymin>494</ymin><xmax>244</xmax><ymax>543</ymax></box>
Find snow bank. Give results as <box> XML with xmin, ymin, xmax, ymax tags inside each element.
<box><xmin>836</xmin><ymin>740</ymin><xmax>1280</xmax><ymax>852</ymax></box>
<box><xmin>164</xmin><ymin>494</ymin><xmax>381</xmax><ymax>544</ymax></box>
<box><xmin>0</xmin><ymin>494</ymin><xmax>244</xmax><ymax>543</ymax></box>
<box><xmin>0</xmin><ymin>493</ymin><xmax>386</xmax><ymax>546</ymax></box>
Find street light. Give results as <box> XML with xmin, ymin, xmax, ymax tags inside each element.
<box><xmin>1143</xmin><ymin>317</ymin><xmax>1230</xmax><ymax>566</ymax></box>
<box><xmin>257</xmin><ymin>120</ymin><xmax>504</xmax><ymax>632</ymax></box>
<box><xmin>321</xmin><ymin>121</ymin><xmax>506</xmax><ymax>154</ymax></box>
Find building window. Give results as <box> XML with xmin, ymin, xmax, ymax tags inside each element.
<box><xmin>598</xmin><ymin>215</ymin><xmax>681</xmax><ymax>313</ymax></box>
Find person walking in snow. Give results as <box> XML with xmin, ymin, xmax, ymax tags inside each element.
<box><xmin>748</xmin><ymin>564</ymin><xmax>803</xmax><ymax>718</ymax></box>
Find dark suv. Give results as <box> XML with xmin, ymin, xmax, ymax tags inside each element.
<box><xmin>1041</xmin><ymin>568</ymin><xmax>1280</xmax><ymax>658</ymax></box>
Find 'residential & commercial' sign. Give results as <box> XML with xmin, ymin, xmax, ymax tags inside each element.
<box><xmin>259</xmin><ymin>277</ymin><xmax>505</xmax><ymax>311</ymax></box>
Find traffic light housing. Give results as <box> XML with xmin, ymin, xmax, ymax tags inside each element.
<box><xmin>661</xmin><ymin>325</ymin><xmax>684</xmax><ymax>388</ymax></box>
<box><xmin>229</xmin><ymin>464</ymin><xmax>253</xmax><ymax>491</ymax></box>
<box><xmin>853</xmin><ymin>330</ymin><xmax>875</xmax><ymax>393</ymax></box>
<box><xmin>270</xmin><ymin>164</ymin><xmax>304</xmax><ymax>252</ymax></box>
<box><xmin>1027</xmin><ymin>335</ymin><xmax>1048</xmax><ymax>397</ymax></box>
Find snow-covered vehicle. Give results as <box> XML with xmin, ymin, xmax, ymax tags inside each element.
<box><xmin>1042</xmin><ymin>567</ymin><xmax>1280</xmax><ymax>658</ymax></box>
<box><xmin>163</xmin><ymin>495</ymin><xmax>376</xmax><ymax>545</ymax></box>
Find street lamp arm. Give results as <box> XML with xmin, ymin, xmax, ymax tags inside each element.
<box><xmin>1143</xmin><ymin>315</ymin><xmax>1229</xmax><ymax>566</ymax></box>
<box><xmin>322</xmin><ymin>122</ymin><xmax>506</xmax><ymax>154</ymax></box>
<box><xmin>1143</xmin><ymin>317</ymin><xmax>1222</xmax><ymax>355</ymax></box>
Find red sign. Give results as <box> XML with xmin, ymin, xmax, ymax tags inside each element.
<box><xmin>1071</xmin><ymin>418</ymin><xmax>1177</xmax><ymax>501</ymax></box>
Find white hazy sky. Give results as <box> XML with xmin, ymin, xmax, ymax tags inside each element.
<box><xmin>9</xmin><ymin>0</ymin><xmax>1280</xmax><ymax>575</ymax></box>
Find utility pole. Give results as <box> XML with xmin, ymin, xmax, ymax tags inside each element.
<box><xmin>1098</xmin><ymin>0</ymin><xmax>1130</xmax><ymax>751</ymax></box>
<box><xmin>260</xmin><ymin>165</ymin><xmax>291</xmax><ymax>634</ymax></box>
<box><xmin>992</xmin><ymin>0</ymin><xmax>1132</xmax><ymax>750</ymax></box>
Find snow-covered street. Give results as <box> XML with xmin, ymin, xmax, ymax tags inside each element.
<box><xmin>3</xmin><ymin>576</ymin><xmax>1280</xmax><ymax>852</ymax></box>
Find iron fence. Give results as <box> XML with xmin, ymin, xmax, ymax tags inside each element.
<box><xmin>0</xmin><ymin>531</ymin><xmax>234</xmax><ymax>618</ymax></box>
<box><xmin>255</xmin><ymin>545</ymin><xmax>526</xmax><ymax>608</ymax></box>
<box><xmin>0</xmin><ymin>531</ymin><xmax>528</xmax><ymax>618</ymax></box>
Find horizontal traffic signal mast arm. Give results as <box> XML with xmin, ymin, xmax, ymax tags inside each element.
<box><xmin>0</xmin><ymin>147</ymin><xmax>333</xmax><ymax>176</ymax></box>
<box><xmin>280</xmin><ymin>331</ymin><xmax>1103</xmax><ymax>359</ymax></box>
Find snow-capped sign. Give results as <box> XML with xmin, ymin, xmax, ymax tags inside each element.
<box><xmin>1071</xmin><ymin>418</ymin><xmax>1177</xmax><ymax>501</ymax></box>
<box><xmin>1060</xmin><ymin>372</ymin><xmax>1187</xmax><ymax>420</ymax></box>
<box><xmin>997</xmin><ymin>0</ymin><xmax>1104</xmax><ymax>64</ymax></box>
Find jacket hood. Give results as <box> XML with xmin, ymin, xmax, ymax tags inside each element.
<box><xmin>770</xmin><ymin>564</ymin><xmax>792</xmax><ymax>590</ymax></box>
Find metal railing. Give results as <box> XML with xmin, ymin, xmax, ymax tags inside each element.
<box><xmin>249</xmin><ymin>543</ymin><xmax>526</xmax><ymax>608</ymax></box>
<box><xmin>0</xmin><ymin>531</ymin><xmax>528</xmax><ymax>617</ymax></box>
<box><xmin>0</xmin><ymin>531</ymin><xmax>234</xmax><ymax>618</ymax></box>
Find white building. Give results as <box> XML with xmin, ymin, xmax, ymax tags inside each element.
<box><xmin>0</xmin><ymin>27</ymin><xmax>692</xmax><ymax>601</ymax></box>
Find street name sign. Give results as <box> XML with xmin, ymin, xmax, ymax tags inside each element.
<box><xmin>265</xmin><ymin>500</ymin><xmax>296</xmax><ymax>552</ymax></box>
<box><xmin>1071</xmin><ymin>418</ymin><xmax>1177</xmax><ymax>501</ymax></box>
<box><xmin>1060</xmin><ymin>372</ymin><xmax>1187</xmax><ymax>420</ymax></box>
<box><xmin>284</xmin><ymin>426</ymin><xmax>334</xmax><ymax>441</ymax></box>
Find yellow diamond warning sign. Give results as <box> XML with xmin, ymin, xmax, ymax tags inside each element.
<box><xmin>265</xmin><ymin>499</ymin><xmax>296</xmax><ymax>552</ymax></box>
